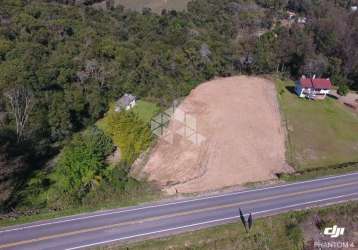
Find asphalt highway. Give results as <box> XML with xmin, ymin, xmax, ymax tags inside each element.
<box><xmin>1</xmin><ymin>172</ymin><xmax>358</xmax><ymax>250</ymax></box>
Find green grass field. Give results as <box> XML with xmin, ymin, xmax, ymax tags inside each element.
<box><xmin>276</xmin><ymin>78</ymin><xmax>358</xmax><ymax>170</ymax></box>
<box><xmin>132</xmin><ymin>100</ymin><xmax>160</xmax><ymax>124</ymax></box>
<box><xmin>96</xmin><ymin>100</ymin><xmax>159</xmax><ymax>129</ymax></box>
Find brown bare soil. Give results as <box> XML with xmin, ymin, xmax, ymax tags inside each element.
<box><xmin>141</xmin><ymin>76</ymin><xmax>290</xmax><ymax>193</ymax></box>
<box><xmin>330</xmin><ymin>89</ymin><xmax>358</xmax><ymax>113</ymax></box>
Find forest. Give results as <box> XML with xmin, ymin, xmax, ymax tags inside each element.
<box><xmin>0</xmin><ymin>0</ymin><xmax>357</xmax><ymax>213</ymax></box>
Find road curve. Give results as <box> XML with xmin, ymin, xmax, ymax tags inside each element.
<box><xmin>0</xmin><ymin>172</ymin><xmax>358</xmax><ymax>250</ymax></box>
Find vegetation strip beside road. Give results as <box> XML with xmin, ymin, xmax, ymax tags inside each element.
<box><xmin>279</xmin><ymin>162</ymin><xmax>358</xmax><ymax>182</ymax></box>
<box><xmin>0</xmin><ymin>189</ymin><xmax>160</xmax><ymax>228</ymax></box>
<box><xmin>1</xmin><ymin>173</ymin><xmax>357</xmax><ymax>244</ymax></box>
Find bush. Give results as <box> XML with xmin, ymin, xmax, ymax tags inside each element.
<box><xmin>284</xmin><ymin>213</ymin><xmax>305</xmax><ymax>249</ymax></box>
<box><xmin>286</xmin><ymin>223</ymin><xmax>303</xmax><ymax>244</ymax></box>
<box><xmin>81</xmin><ymin>162</ymin><xmax>156</xmax><ymax>207</ymax></box>
<box><xmin>338</xmin><ymin>84</ymin><xmax>349</xmax><ymax>96</ymax></box>
<box><xmin>17</xmin><ymin>171</ymin><xmax>51</xmax><ymax>209</ymax></box>
<box><xmin>97</xmin><ymin>109</ymin><xmax>152</xmax><ymax>164</ymax></box>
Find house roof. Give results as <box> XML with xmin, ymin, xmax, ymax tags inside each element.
<box><xmin>312</xmin><ymin>79</ymin><xmax>332</xmax><ymax>89</ymax></box>
<box><xmin>116</xmin><ymin>93</ymin><xmax>136</xmax><ymax>107</ymax></box>
<box><xmin>299</xmin><ymin>78</ymin><xmax>332</xmax><ymax>89</ymax></box>
<box><xmin>300</xmin><ymin>78</ymin><xmax>313</xmax><ymax>88</ymax></box>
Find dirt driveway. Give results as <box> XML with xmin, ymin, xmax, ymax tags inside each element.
<box><xmin>330</xmin><ymin>89</ymin><xmax>358</xmax><ymax>113</ymax></box>
<box><xmin>141</xmin><ymin>76</ymin><xmax>290</xmax><ymax>193</ymax></box>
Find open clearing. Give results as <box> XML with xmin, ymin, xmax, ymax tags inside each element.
<box><xmin>141</xmin><ymin>76</ymin><xmax>288</xmax><ymax>193</ymax></box>
<box><xmin>132</xmin><ymin>100</ymin><xmax>160</xmax><ymax>124</ymax></box>
<box><xmin>276</xmin><ymin>78</ymin><xmax>358</xmax><ymax>169</ymax></box>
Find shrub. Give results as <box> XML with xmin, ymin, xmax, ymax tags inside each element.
<box><xmin>338</xmin><ymin>84</ymin><xmax>349</xmax><ymax>96</ymax></box>
<box><xmin>286</xmin><ymin>223</ymin><xmax>303</xmax><ymax>244</ymax></box>
<box><xmin>98</xmin><ymin>110</ymin><xmax>152</xmax><ymax>164</ymax></box>
<box><xmin>47</xmin><ymin>127</ymin><xmax>114</xmax><ymax>207</ymax></box>
<box><xmin>17</xmin><ymin>171</ymin><xmax>51</xmax><ymax>209</ymax></box>
<box><xmin>81</xmin><ymin>162</ymin><xmax>156</xmax><ymax>207</ymax></box>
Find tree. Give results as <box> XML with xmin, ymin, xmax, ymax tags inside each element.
<box><xmin>98</xmin><ymin>109</ymin><xmax>152</xmax><ymax>164</ymax></box>
<box><xmin>49</xmin><ymin>127</ymin><xmax>113</xmax><ymax>206</ymax></box>
<box><xmin>256</xmin><ymin>0</ymin><xmax>288</xmax><ymax>9</ymax></box>
<box><xmin>301</xmin><ymin>55</ymin><xmax>328</xmax><ymax>77</ymax></box>
<box><xmin>338</xmin><ymin>83</ymin><xmax>349</xmax><ymax>96</ymax></box>
<box><xmin>254</xmin><ymin>32</ymin><xmax>280</xmax><ymax>73</ymax></box>
<box><xmin>0</xmin><ymin>39</ymin><xmax>13</xmax><ymax>61</ymax></box>
<box><xmin>4</xmin><ymin>86</ymin><xmax>33</xmax><ymax>142</ymax></box>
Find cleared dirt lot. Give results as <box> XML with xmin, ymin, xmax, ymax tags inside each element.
<box><xmin>141</xmin><ymin>76</ymin><xmax>289</xmax><ymax>193</ymax></box>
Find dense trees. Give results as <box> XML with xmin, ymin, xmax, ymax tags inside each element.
<box><xmin>17</xmin><ymin>127</ymin><xmax>114</xmax><ymax>208</ymax></box>
<box><xmin>0</xmin><ymin>0</ymin><xmax>357</xmax><ymax>211</ymax></box>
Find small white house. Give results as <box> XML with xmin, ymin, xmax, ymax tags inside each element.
<box><xmin>115</xmin><ymin>93</ymin><xmax>136</xmax><ymax>112</ymax></box>
<box><xmin>295</xmin><ymin>76</ymin><xmax>332</xmax><ymax>100</ymax></box>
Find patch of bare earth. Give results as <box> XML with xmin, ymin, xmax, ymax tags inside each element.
<box><xmin>105</xmin><ymin>147</ymin><xmax>121</xmax><ymax>165</ymax></box>
<box><xmin>330</xmin><ymin>89</ymin><xmax>358</xmax><ymax>113</ymax></box>
<box><xmin>141</xmin><ymin>76</ymin><xmax>290</xmax><ymax>194</ymax></box>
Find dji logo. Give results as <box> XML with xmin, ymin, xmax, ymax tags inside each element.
<box><xmin>323</xmin><ymin>225</ymin><xmax>345</xmax><ymax>238</ymax></box>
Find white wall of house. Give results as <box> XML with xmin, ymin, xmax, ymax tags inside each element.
<box><xmin>125</xmin><ymin>100</ymin><xmax>136</xmax><ymax>110</ymax></box>
<box><xmin>295</xmin><ymin>85</ymin><xmax>330</xmax><ymax>98</ymax></box>
<box><xmin>317</xmin><ymin>89</ymin><xmax>330</xmax><ymax>95</ymax></box>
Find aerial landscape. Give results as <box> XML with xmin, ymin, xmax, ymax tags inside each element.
<box><xmin>0</xmin><ymin>0</ymin><xmax>357</xmax><ymax>249</ymax></box>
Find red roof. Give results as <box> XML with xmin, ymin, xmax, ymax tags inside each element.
<box><xmin>299</xmin><ymin>78</ymin><xmax>332</xmax><ymax>89</ymax></box>
<box><xmin>300</xmin><ymin>78</ymin><xmax>312</xmax><ymax>88</ymax></box>
<box><xmin>312</xmin><ymin>78</ymin><xmax>332</xmax><ymax>89</ymax></box>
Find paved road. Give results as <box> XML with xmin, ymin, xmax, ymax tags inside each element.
<box><xmin>1</xmin><ymin>172</ymin><xmax>358</xmax><ymax>250</ymax></box>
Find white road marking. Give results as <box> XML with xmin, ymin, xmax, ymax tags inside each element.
<box><xmin>65</xmin><ymin>192</ymin><xmax>358</xmax><ymax>250</ymax></box>
<box><xmin>1</xmin><ymin>172</ymin><xmax>357</xmax><ymax>234</ymax></box>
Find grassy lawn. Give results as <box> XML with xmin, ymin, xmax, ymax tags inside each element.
<box><xmin>110</xmin><ymin>202</ymin><xmax>358</xmax><ymax>250</ymax></box>
<box><xmin>132</xmin><ymin>100</ymin><xmax>160</xmax><ymax>124</ymax></box>
<box><xmin>276</xmin><ymin>78</ymin><xmax>358</xmax><ymax>170</ymax></box>
<box><xmin>96</xmin><ymin>100</ymin><xmax>159</xmax><ymax>132</ymax></box>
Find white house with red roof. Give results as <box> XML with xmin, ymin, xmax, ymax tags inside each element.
<box><xmin>295</xmin><ymin>76</ymin><xmax>332</xmax><ymax>100</ymax></box>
